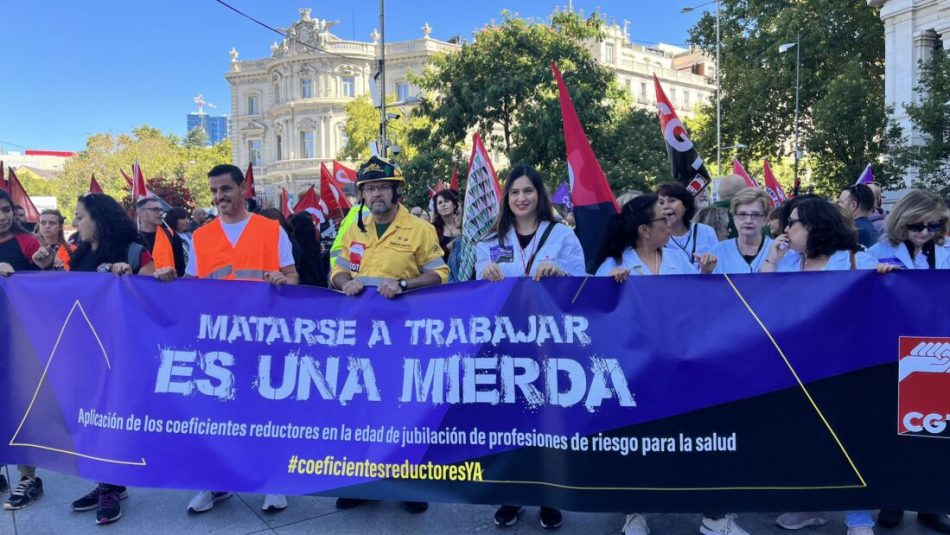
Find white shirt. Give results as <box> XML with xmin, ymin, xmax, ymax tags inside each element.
<box><xmin>774</xmin><ymin>249</ymin><xmax>879</xmax><ymax>272</ymax></box>
<box><xmin>185</xmin><ymin>216</ymin><xmax>295</xmax><ymax>277</ymax></box>
<box><xmin>596</xmin><ymin>247</ymin><xmax>697</xmax><ymax>276</ymax></box>
<box><xmin>712</xmin><ymin>237</ymin><xmax>773</xmax><ymax>274</ymax></box>
<box><xmin>666</xmin><ymin>222</ymin><xmax>720</xmax><ymax>261</ymax></box>
<box><xmin>475</xmin><ymin>221</ymin><xmax>586</xmax><ymax>279</ymax></box>
<box><xmin>868</xmin><ymin>241</ymin><xmax>950</xmax><ymax>270</ymax></box>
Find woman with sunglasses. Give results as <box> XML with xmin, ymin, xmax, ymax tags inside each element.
<box><xmin>868</xmin><ymin>190</ymin><xmax>949</xmax><ymax>270</ymax></box>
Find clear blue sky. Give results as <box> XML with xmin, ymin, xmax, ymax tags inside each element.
<box><xmin>0</xmin><ymin>0</ymin><xmax>709</xmax><ymax>153</ymax></box>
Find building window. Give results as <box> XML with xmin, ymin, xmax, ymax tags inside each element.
<box><xmin>340</xmin><ymin>129</ymin><xmax>349</xmax><ymax>152</ymax></box>
<box><xmin>247</xmin><ymin>95</ymin><xmax>260</xmax><ymax>115</ymax></box>
<box><xmin>248</xmin><ymin>139</ymin><xmax>262</xmax><ymax>166</ymax></box>
<box><xmin>640</xmin><ymin>82</ymin><xmax>647</xmax><ymax>99</ymax></box>
<box><xmin>670</xmin><ymin>88</ymin><xmax>677</xmax><ymax>105</ymax></box>
<box><xmin>301</xmin><ymin>79</ymin><xmax>313</xmax><ymax>99</ymax></box>
<box><xmin>342</xmin><ymin>76</ymin><xmax>355</xmax><ymax>97</ymax></box>
<box><xmin>684</xmin><ymin>91</ymin><xmax>690</xmax><ymax>108</ymax></box>
<box><xmin>276</xmin><ymin>135</ymin><xmax>282</xmax><ymax>161</ymax></box>
<box><xmin>274</xmin><ymin>83</ymin><xmax>280</xmax><ymax>104</ymax></box>
<box><xmin>396</xmin><ymin>81</ymin><xmax>410</xmax><ymax>102</ymax></box>
<box><xmin>300</xmin><ymin>131</ymin><xmax>315</xmax><ymax>159</ymax></box>
<box><xmin>605</xmin><ymin>43</ymin><xmax>615</xmax><ymax>64</ymax></box>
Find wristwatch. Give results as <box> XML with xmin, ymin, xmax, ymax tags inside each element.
<box><xmin>398</xmin><ymin>279</ymin><xmax>409</xmax><ymax>291</ymax></box>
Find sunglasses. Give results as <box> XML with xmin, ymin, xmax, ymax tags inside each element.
<box><xmin>906</xmin><ymin>220</ymin><xmax>946</xmax><ymax>233</ymax></box>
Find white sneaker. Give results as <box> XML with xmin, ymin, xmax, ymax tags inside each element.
<box><xmin>776</xmin><ymin>512</ymin><xmax>828</xmax><ymax>530</ymax></box>
<box><xmin>846</xmin><ymin>528</ymin><xmax>874</xmax><ymax>535</ymax></box>
<box><xmin>187</xmin><ymin>490</ymin><xmax>232</xmax><ymax>513</ymax></box>
<box><xmin>623</xmin><ymin>513</ymin><xmax>650</xmax><ymax>535</ymax></box>
<box><xmin>262</xmin><ymin>494</ymin><xmax>288</xmax><ymax>512</ymax></box>
<box><xmin>701</xmin><ymin>514</ymin><xmax>750</xmax><ymax>535</ymax></box>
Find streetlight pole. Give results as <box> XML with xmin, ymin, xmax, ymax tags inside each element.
<box><xmin>681</xmin><ymin>0</ymin><xmax>722</xmax><ymax>175</ymax></box>
<box><xmin>779</xmin><ymin>35</ymin><xmax>801</xmax><ymax>195</ymax></box>
<box><xmin>378</xmin><ymin>0</ymin><xmax>388</xmax><ymax>159</ymax></box>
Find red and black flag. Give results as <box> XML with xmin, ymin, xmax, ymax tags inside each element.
<box><xmin>553</xmin><ymin>62</ymin><xmax>619</xmax><ymax>273</ymax></box>
<box><xmin>654</xmin><ymin>75</ymin><xmax>712</xmax><ymax>196</ymax></box>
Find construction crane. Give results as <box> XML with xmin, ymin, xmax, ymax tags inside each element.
<box><xmin>193</xmin><ymin>94</ymin><xmax>218</xmax><ymax>115</ymax></box>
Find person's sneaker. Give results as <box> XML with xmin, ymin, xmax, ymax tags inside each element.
<box><xmin>622</xmin><ymin>513</ymin><xmax>650</xmax><ymax>535</ymax></box>
<box><xmin>401</xmin><ymin>501</ymin><xmax>429</xmax><ymax>514</ymax></box>
<box><xmin>494</xmin><ymin>505</ymin><xmax>523</xmax><ymax>527</ymax></box>
<box><xmin>846</xmin><ymin>527</ymin><xmax>874</xmax><ymax>535</ymax></box>
<box><xmin>3</xmin><ymin>476</ymin><xmax>43</xmax><ymax>510</ymax></box>
<box><xmin>776</xmin><ymin>512</ymin><xmax>829</xmax><ymax>530</ymax></box>
<box><xmin>72</xmin><ymin>483</ymin><xmax>128</xmax><ymax>512</ymax></box>
<box><xmin>262</xmin><ymin>494</ymin><xmax>288</xmax><ymax>512</ymax></box>
<box><xmin>701</xmin><ymin>514</ymin><xmax>749</xmax><ymax>535</ymax></box>
<box><xmin>539</xmin><ymin>507</ymin><xmax>563</xmax><ymax>530</ymax></box>
<box><xmin>0</xmin><ymin>474</ymin><xmax>8</xmax><ymax>495</ymax></box>
<box><xmin>335</xmin><ymin>497</ymin><xmax>371</xmax><ymax>509</ymax></box>
<box><xmin>918</xmin><ymin>513</ymin><xmax>950</xmax><ymax>534</ymax></box>
<box><xmin>877</xmin><ymin>509</ymin><xmax>904</xmax><ymax>528</ymax></box>
<box><xmin>187</xmin><ymin>490</ymin><xmax>232</xmax><ymax>513</ymax></box>
<box><xmin>95</xmin><ymin>485</ymin><xmax>125</xmax><ymax>525</ymax></box>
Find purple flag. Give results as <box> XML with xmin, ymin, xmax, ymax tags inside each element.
<box><xmin>853</xmin><ymin>164</ymin><xmax>873</xmax><ymax>186</ymax></box>
<box><xmin>551</xmin><ymin>181</ymin><xmax>572</xmax><ymax>209</ymax></box>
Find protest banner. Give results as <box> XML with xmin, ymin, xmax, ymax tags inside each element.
<box><xmin>1</xmin><ymin>271</ymin><xmax>948</xmax><ymax>512</ymax></box>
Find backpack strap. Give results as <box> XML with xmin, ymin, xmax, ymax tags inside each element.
<box><xmin>127</xmin><ymin>242</ymin><xmax>145</xmax><ymax>273</ymax></box>
<box><xmin>524</xmin><ymin>222</ymin><xmax>559</xmax><ymax>275</ymax></box>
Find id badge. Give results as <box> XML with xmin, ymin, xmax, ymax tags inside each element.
<box><xmin>490</xmin><ymin>245</ymin><xmax>514</xmax><ymax>263</ymax></box>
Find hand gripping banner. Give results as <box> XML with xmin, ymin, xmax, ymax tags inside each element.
<box><xmin>1</xmin><ymin>271</ymin><xmax>948</xmax><ymax>512</ymax></box>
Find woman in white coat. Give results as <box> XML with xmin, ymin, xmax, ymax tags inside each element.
<box><xmin>475</xmin><ymin>165</ymin><xmax>584</xmax><ymax>531</ymax></box>
<box><xmin>868</xmin><ymin>189</ymin><xmax>949</xmax><ymax>270</ymax></box>
<box><xmin>711</xmin><ymin>188</ymin><xmax>773</xmax><ymax>274</ymax></box>
<box><xmin>476</xmin><ymin>165</ymin><xmax>586</xmax><ymax>283</ymax></box>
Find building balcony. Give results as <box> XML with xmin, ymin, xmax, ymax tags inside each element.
<box><xmin>264</xmin><ymin>159</ymin><xmax>325</xmax><ymax>175</ymax></box>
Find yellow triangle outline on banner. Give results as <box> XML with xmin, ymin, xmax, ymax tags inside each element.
<box><xmin>8</xmin><ymin>300</ymin><xmax>147</xmax><ymax>467</ymax></box>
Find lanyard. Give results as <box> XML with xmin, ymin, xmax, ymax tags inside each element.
<box><xmin>517</xmin><ymin>223</ymin><xmax>541</xmax><ymax>276</ymax></box>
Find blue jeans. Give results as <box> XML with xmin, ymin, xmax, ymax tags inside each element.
<box><xmin>846</xmin><ymin>510</ymin><xmax>874</xmax><ymax>528</ymax></box>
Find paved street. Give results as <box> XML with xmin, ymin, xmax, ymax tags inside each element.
<box><xmin>1</xmin><ymin>466</ymin><xmax>936</xmax><ymax>535</ymax></box>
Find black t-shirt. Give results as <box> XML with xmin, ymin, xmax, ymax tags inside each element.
<box><xmin>517</xmin><ymin>231</ymin><xmax>536</xmax><ymax>249</ymax></box>
<box><xmin>0</xmin><ymin>237</ymin><xmax>34</xmax><ymax>271</ymax></box>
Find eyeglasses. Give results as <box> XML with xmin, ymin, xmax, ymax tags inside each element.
<box><xmin>906</xmin><ymin>220</ymin><xmax>946</xmax><ymax>233</ymax></box>
<box><xmin>142</xmin><ymin>207</ymin><xmax>165</xmax><ymax>213</ymax></box>
<box><xmin>734</xmin><ymin>212</ymin><xmax>765</xmax><ymax>221</ymax></box>
<box><xmin>361</xmin><ymin>183</ymin><xmax>391</xmax><ymax>194</ymax></box>
<box><xmin>786</xmin><ymin>218</ymin><xmax>802</xmax><ymax>228</ymax></box>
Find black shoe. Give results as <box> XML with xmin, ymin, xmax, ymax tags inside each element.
<box><xmin>0</xmin><ymin>474</ymin><xmax>8</xmax><ymax>495</ymax></box>
<box><xmin>539</xmin><ymin>507</ymin><xmax>563</xmax><ymax>530</ymax></box>
<box><xmin>72</xmin><ymin>483</ymin><xmax>128</xmax><ymax>512</ymax></box>
<box><xmin>335</xmin><ymin>497</ymin><xmax>371</xmax><ymax>510</ymax></box>
<box><xmin>878</xmin><ymin>509</ymin><xmax>904</xmax><ymax>528</ymax></box>
<box><xmin>919</xmin><ymin>512</ymin><xmax>950</xmax><ymax>534</ymax></box>
<box><xmin>3</xmin><ymin>476</ymin><xmax>43</xmax><ymax>510</ymax></box>
<box><xmin>494</xmin><ymin>505</ymin><xmax>523</xmax><ymax>527</ymax></box>
<box><xmin>96</xmin><ymin>485</ymin><xmax>125</xmax><ymax>525</ymax></box>
<box><xmin>401</xmin><ymin>501</ymin><xmax>429</xmax><ymax>514</ymax></box>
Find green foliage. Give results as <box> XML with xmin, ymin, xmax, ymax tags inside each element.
<box><xmin>58</xmin><ymin>125</ymin><xmax>232</xmax><ymax>220</ymax></box>
<box><xmin>688</xmin><ymin>0</ymin><xmax>900</xmax><ymax>192</ymax></box>
<box><xmin>893</xmin><ymin>51</ymin><xmax>950</xmax><ymax>196</ymax></box>
<box><xmin>184</xmin><ymin>126</ymin><xmax>209</xmax><ymax>149</ymax></box>
<box><xmin>398</xmin><ymin>10</ymin><xmax>671</xmax><ymax>201</ymax></box>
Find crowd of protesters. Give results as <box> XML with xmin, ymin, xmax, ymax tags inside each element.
<box><xmin>1</xmin><ymin>157</ymin><xmax>948</xmax><ymax>535</ymax></box>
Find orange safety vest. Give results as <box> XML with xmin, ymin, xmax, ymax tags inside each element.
<box><xmin>192</xmin><ymin>214</ymin><xmax>281</xmax><ymax>280</ymax></box>
<box><xmin>150</xmin><ymin>227</ymin><xmax>176</xmax><ymax>271</ymax></box>
<box><xmin>56</xmin><ymin>242</ymin><xmax>75</xmax><ymax>271</ymax></box>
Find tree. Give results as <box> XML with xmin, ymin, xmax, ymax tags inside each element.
<box><xmin>688</xmin><ymin>0</ymin><xmax>898</xmax><ymax>190</ymax></box>
<box><xmin>409</xmin><ymin>11</ymin><xmax>622</xmax><ymax>184</ymax></box>
<box><xmin>184</xmin><ymin>126</ymin><xmax>209</xmax><ymax>149</ymax></box>
<box><xmin>893</xmin><ymin>50</ymin><xmax>950</xmax><ymax>196</ymax></box>
<box><xmin>806</xmin><ymin>60</ymin><xmax>904</xmax><ymax>195</ymax></box>
<box><xmin>58</xmin><ymin>125</ymin><xmax>231</xmax><ymax>220</ymax></box>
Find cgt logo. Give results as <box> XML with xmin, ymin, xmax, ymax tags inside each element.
<box><xmin>901</xmin><ymin>412</ymin><xmax>949</xmax><ymax>434</ymax></box>
<box><xmin>898</xmin><ymin>337</ymin><xmax>950</xmax><ymax>438</ymax></box>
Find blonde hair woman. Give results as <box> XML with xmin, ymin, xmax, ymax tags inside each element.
<box><xmin>868</xmin><ymin>189</ymin><xmax>949</xmax><ymax>269</ymax></box>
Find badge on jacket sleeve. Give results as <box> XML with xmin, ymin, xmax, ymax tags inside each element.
<box><xmin>349</xmin><ymin>242</ymin><xmax>366</xmax><ymax>272</ymax></box>
<box><xmin>490</xmin><ymin>245</ymin><xmax>514</xmax><ymax>263</ymax></box>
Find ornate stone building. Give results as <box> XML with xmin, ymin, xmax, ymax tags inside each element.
<box><xmin>226</xmin><ymin>9</ymin><xmax>715</xmax><ymax>202</ymax></box>
<box><xmin>870</xmin><ymin>0</ymin><xmax>949</xmax><ymax>144</ymax></box>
